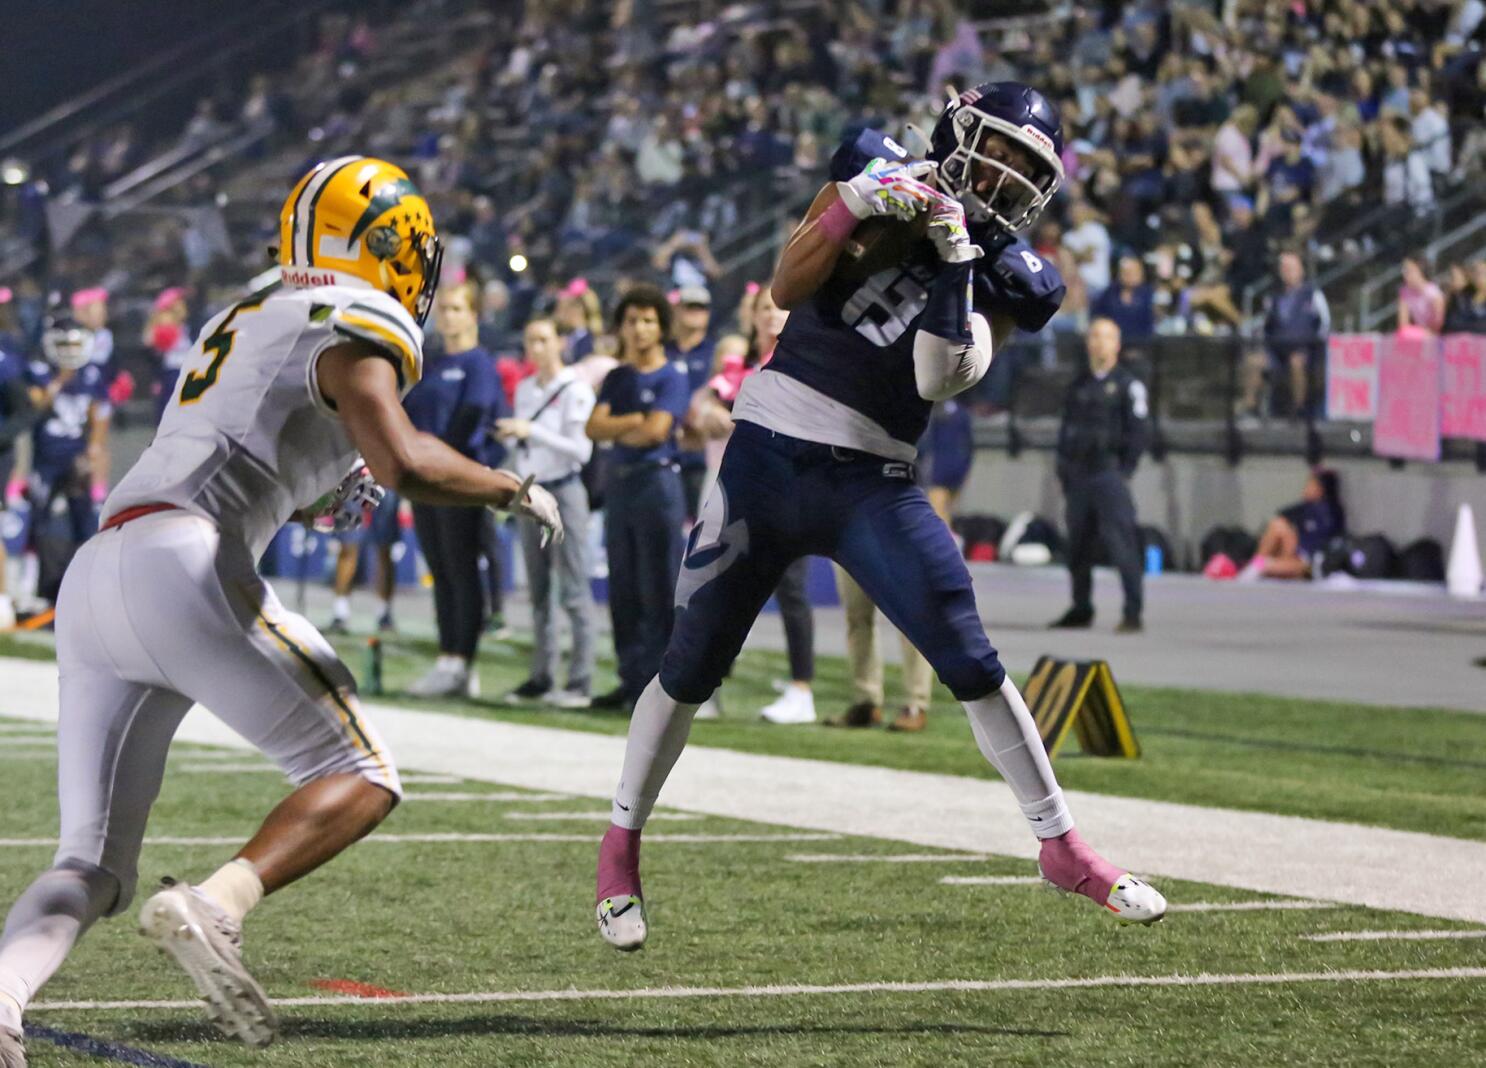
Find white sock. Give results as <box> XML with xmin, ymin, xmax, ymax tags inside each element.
<box><xmin>963</xmin><ymin>678</ymin><xmax>1074</xmax><ymax>840</ymax></box>
<box><xmin>611</xmin><ymin>677</ymin><xmax>699</xmax><ymax>829</ymax></box>
<box><xmin>333</xmin><ymin>595</ymin><xmax>351</xmax><ymax>620</ymax></box>
<box><xmin>197</xmin><ymin>859</ymin><xmax>264</xmax><ymax>924</ymax></box>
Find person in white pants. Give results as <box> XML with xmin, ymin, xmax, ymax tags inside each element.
<box><xmin>0</xmin><ymin>156</ymin><xmax>562</xmax><ymax>1066</ymax></box>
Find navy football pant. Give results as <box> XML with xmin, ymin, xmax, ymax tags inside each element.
<box><xmin>661</xmin><ymin>422</ymin><xmax>1005</xmax><ymax>705</ymax></box>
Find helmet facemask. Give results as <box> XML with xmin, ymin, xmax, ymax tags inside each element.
<box><xmin>939</xmin><ymin>107</ymin><xmax>1063</xmax><ymax>232</ymax></box>
<box><xmin>42</xmin><ymin>319</ymin><xmax>95</xmax><ymax>371</ymax></box>
<box><xmin>374</xmin><ymin>225</ymin><xmax>443</xmax><ymax>327</ymax></box>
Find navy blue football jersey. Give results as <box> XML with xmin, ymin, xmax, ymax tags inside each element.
<box><xmin>769</xmin><ymin>177</ymin><xmax>1064</xmax><ymax>444</ymax></box>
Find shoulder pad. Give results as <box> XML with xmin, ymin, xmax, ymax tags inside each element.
<box><xmin>327</xmin><ymin>295</ymin><xmax>424</xmax><ymax>389</ymax></box>
<box><xmin>976</xmin><ymin>237</ymin><xmax>1066</xmax><ymax>332</ymax></box>
<box><xmin>829</xmin><ymin>127</ymin><xmax>913</xmax><ymax>182</ymax></box>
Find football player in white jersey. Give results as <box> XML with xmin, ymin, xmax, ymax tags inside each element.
<box><xmin>0</xmin><ymin>156</ymin><xmax>562</xmax><ymax>1065</ymax></box>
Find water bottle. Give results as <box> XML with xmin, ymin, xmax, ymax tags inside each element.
<box><xmin>1145</xmin><ymin>543</ymin><xmax>1164</xmax><ymax>575</ymax></box>
<box><xmin>363</xmin><ymin>637</ymin><xmax>383</xmax><ymax>696</ymax></box>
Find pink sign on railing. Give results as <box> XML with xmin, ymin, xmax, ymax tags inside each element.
<box><xmin>1373</xmin><ymin>333</ymin><xmax>1441</xmax><ymax>461</ymax></box>
<box><xmin>1325</xmin><ymin>334</ymin><xmax>1380</xmax><ymax>421</ymax></box>
<box><xmin>1441</xmin><ymin>333</ymin><xmax>1486</xmax><ymax>442</ymax></box>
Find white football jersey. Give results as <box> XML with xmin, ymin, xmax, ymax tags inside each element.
<box><xmin>105</xmin><ymin>278</ymin><xmax>424</xmax><ymax>558</ymax></box>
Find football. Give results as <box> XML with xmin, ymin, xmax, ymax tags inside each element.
<box><xmin>830</xmin><ymin>210</ymin><xmax>932</xmax><ymax>286</ymax></box>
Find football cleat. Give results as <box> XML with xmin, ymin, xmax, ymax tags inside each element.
<box><xmin>0</xmin><ymin>1025</ymin><xmax>24</xmax><ymax>1068</ymax></box>
<box><xmin>596</xmin><ymin>894</ymin><xmax>647</xmax><ymax>951</ymax></box>
<box><xmin>1038</xmin><ymin>829</ymin><xmax>1166</xmax><ymax>925</ymax></box>
<box><xmin>139</xmin><ymin>880</ymin><xmax>278</xmax><ymax>1047</ymax></box>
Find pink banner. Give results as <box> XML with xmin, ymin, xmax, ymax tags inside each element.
<box><xmin>1373</xmin><ymin>334</ymin><xmax>1441</xmax><ymax>461</ymax></box>
<box><xmin>1326</xmin><ymin>334</ymin><xmax>1380</xmax><ymax>421</ymax></box>
<box><xmin>1441</xmin><ymin>334</ymin><xmax>1486</xmax><ymax>442</ymax></box>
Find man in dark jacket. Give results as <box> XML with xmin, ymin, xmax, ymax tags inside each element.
<box><xmin>1050</xmin><ymin>317</ymin><xmax>1150</xmax><ymax>633</ymax></box>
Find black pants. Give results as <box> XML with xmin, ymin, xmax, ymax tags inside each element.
<box><xmin>1064</xmin><ymin>469</ymin><xmax>1143</xmax><ymax>622</ymax></box>
<box><xmin>773</xmin><ymin>557</ymin><xmax>814</xmax><ymax>682</ymax></box>
<box><xmin>413</xmin><ymin>503</ymin><xmax>487</xmax><ymax>659</ymax></box>
<box><xmin>605</xmin><ymin>464</ymin><xmax>686</xmax><ymax>698</ymax></box>
<box><xmin>477</xmin><ymin>509</ymin><xmax>504</xmax><ymax>619</ymax></box>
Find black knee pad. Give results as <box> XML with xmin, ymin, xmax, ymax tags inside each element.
<box><xmin>937</xmin><ymin>652</ymin><xmax>1007</xmax><ymax>704</ymax></box>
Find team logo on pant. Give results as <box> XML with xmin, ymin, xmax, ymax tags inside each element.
<box><xmin>675</xmin><ymin>483</ymin><xmax>749</xmax><ymax>610</ymax></box>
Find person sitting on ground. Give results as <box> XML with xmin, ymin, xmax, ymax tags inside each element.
<box><xmin>1239</xmin><ymin>467</ymin><xmax>1345</xmax><ymax>581</ymax></box>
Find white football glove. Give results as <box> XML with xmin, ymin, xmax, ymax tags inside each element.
<box><xmin>925</xmin><ymin>191</ymin><xmax>984</xmax><ymax>264</ymax></box>
<box><xmin>494</xmin><ymin>472</ymin><xmax>564</xmax><ymax>547</ymax></box>
<box><xmin>307</xmin><ymin>461</ymin><xmax>384</xmax><ymax>534</ymax></box>
<box><xmin>836</xmin><ymin>157</ymin><xmax>940</xmax><ymax>222</ymax></box>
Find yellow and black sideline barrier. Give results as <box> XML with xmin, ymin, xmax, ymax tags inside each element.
<box><xmin>1023</xmin><ymin>655</ymin><xmax>1140</xmax><ymax>759</ymax></box>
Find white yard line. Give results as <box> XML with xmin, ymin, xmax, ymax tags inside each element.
<box><xmin>0</xmin><ymin>832</ymin><xmax>841</xmax><ymax>848</ymax></box>
<box><xmin>1166</xmin><ymin>900</ymin><xmax>1339</xmax><ymax>913</ymax></box>
<box><xmin>940</xmin><ymin>875</ymin><xmax>1044</xmax><ymax>886</ymax></box>
<box><xmin>1302</xmin><ymin>929</ymin><xmax>1486</xmax><ymax>942</ymax></box>
<box><xmin>503</xmin><ymin>811</ymin><xmax>701</xmax><ymax>821</ymax></box>
<box><xmin>2</xmin><ymin>656</ymin><xmax>1484</xmax><ymax>923</ymax></box>
<box><xmin>402</xmin><ymin>791</ymin><xmax>573</xmax><ymax>803</ymax></box>
<box><xmin>788</xmin><ymin>853</ymin><xmax>991</xmax><ymax>863</ymax></box>
<box><xmin>31</xmin><ymin>967</ymin><xmax>1486</xmax><ymax>1013</ymax></box>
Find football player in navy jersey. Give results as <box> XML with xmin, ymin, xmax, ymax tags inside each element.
<box><xmin>594</xmin><ymin>83</ymin><xmax>1167</xmax><ymax>950</ymax></box>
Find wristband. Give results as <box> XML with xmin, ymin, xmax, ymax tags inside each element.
<box><xmin>818</xmin><ymin>198</ymin><xmax>860</xmax><ymax>244</ymax></box>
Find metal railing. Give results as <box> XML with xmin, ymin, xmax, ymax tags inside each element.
<box><xmin>1355</xmin><ymin>210</ymin><xmax>1486</xmax><ymax>332</ymax></box>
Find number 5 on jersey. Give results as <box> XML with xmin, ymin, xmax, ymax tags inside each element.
<box><xmin>179</xmin><ymin>289</ymin><xmax>272</xmax><ymax>404</ymax></box>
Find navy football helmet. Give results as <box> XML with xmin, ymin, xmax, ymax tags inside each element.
<box><xmin>929</xmin><ymin>81</ymin><xmax>1064</xmax><ymax>233</ymax></box>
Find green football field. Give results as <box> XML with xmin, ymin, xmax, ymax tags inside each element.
<box><xmin>0</xmin><ymin>629</ymin><xmax>1483</xmax><ymax>1066</ymax></box>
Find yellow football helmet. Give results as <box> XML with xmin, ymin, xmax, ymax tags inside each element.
<box><xmin>277</xmin><ymin>156</ymin><xmax>443</xmax><ymax>325</ymax></box>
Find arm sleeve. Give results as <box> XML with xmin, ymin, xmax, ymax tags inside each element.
<box><xmin>913</xmin><ymin>311</ymin><xmax>993</xmax><ymax>401</ymax></box>
<box><xmin>1121</xmin><ymin>376</ymin><xmax>1151</xmax><ymax>476</ymax></box>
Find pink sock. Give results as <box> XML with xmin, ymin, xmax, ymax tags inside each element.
<box><xmin>1038</xmin><ymin>828</ymin><xmax>1125</xmax><ymax>907</ymax></box>
<box><xmin>596</xmin><ymin>824</ymin><xmax>642</xmax><ymax>904</ymax></box>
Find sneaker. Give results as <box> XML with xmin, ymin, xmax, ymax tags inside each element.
<box><xmin>502</xmin><ymin>678</ymin><xmax>553</xmax><ymax>705</ymax></box>
<box><xmin>1115</xmin><ymin>617</ymin><xmax>1143</xmax><ymax>634</ymax></box>
<box><xmin>486</xmin><ymin>615</ymin><xmax>513</xmax><ymax>640</ymax></box>
<box><xmin>760</xmin><ymin>686</ymin><xmax>815</xmax><ymax>725</ymax></box>
<box><xmin>694</xmin><ymin>693</ymin><xmax>722</xmax><ymax>720</ymax></box>
<box><xmin>550</xmin><ymin>688</ymin><xmax>592</xmax><ymax>709</ymax></box>
<box><xmin>1037</xmin><ymin>829</ymin><xmax>1166</xmax><ymax>925</ymax></box>
<box><xmin>407</xmin><ymin>660</ymin><xmax>475</xmax><ymax>698</ymax></box>
<box><xmin>591</xmin><ymin>687</ymin><xmax>633</xmax><ymax>712</ymax></box>
<box><xmin>1048</xmin><ymin>608</ymin><xmax>1094</xmax><ymax>629</ymax></box>
<box><xmin>824</xmin><ymin>701</ymin><xmax>882</xmax><ymax>728</ymax></box>
<box><xmin>138</xmin><ymin>880</ymin><xmax>279</xmax><ymax>1047</ymax></box>
<box><xmin>0</xmin><ymin>1026</ymin><xmax>23</xmax><ymax>1068</ymax></box>
<box><xmin>324</xmin><ymin>617</ymin><xmax>350</xmax><ymax>636</ymax></box>
<box><xmin>376</xmin><ymin>611</ymin><xmax>396</xmax><ymax>634</ymax></box>
<box><xmin>887</xmin><ymin>706</ymin><xmax>927</xmax><ymax>732</ymax></box>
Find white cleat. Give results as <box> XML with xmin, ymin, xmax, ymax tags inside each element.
<box><xmin>759</xmin><ymin>686</ymin><xmax>815</xmax><ymax>725</ymax></box>
<box><xmin>0</xmin><ymin>1026</ymin><xmax>25</xmax><ymax>1068</ymax></box>
<box><xmin>596</xmin><ymin>894</ymin><xmax>647</xmax><ymax>951</ymax></box>
<box><xmin>1103</xmin><ymin>873</ymin><xmax>1167</xmax><ymax>925</ymax></box>
<box><xmin>139</xmin><ymin>880</ymin><xmax>278</xmax><ymax>1047</ymax></box>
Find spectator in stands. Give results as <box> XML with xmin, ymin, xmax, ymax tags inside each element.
<box><xmin>1252</xmin><ymin>250</ymin><xmax>1330</xmax><ymax>419</ymax></box>
<box><xmin>1381</xmin><ymin>114</ymin><xmax>1436</xmax><ymax>218</ymax></box>
<box><xmin>405</xmin><ymin>279</ymin><xmax>506</xmax><ymax>699</ymax></box>
<box><xmin>586</xmin><ymin>285</ymin><xmax>689</xmax><ymax>712</ymax></box>
<box><xmin>1211</xmin><ymin>104</ymin><xmax>1260</xmax><ymax>204</ymax></box>
<box><xmin>1061</xmin><ymin>198</ymin><xmax>1112</xmax><ymax>295</ymax></box>
<box><xmin>1410</xmin><ymin>87</ymin><xmax>1453</xmax><ymax>180</ymax></box>
<box><xmin>1239</xmin><ymin>468</ymin><xmax>1345</xmax><ymax>581</ymax></box>
<box><xmin>668</xmin><ymin>285</ymin><xmax>716</xmax><ymax>519</ymax></box>
<box><xmin>1091</xmin><ymin>256</ymin><xmax>1156</xmax><ymax>343</ymax></box>
<box><xmin>1398</xmin><ymin>256</ymin><xmax>1447</xmax><ymax>335</ymax></box>
<box><xmin>1050</xmin><ymin>317</ymin><xmax>1149</xmax><ymax>634</ymax></box>
<box><xmin>1444</xmin><ymin>260</ymin><xmax>1486</xmax><ymax>334</ymax></box>
<box><xmin>652</xmin><ymin>228</ymin><xmax>721</xmax><ymax>290</ymax></box>
<box><xmin>497</xmin><ymin>317</ymin><xmax>597</xmax><ymax>708</ymax></box>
